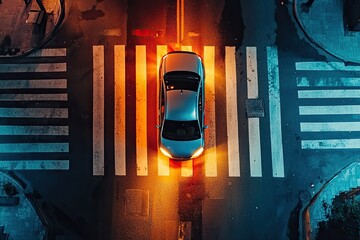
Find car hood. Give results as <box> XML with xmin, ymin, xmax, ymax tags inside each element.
<box><xmin>161</xmin><ymin>137</ymin><xmax>203</xmax><ymax>160</ymax></box>
<box><xmin>166</xmin><ymin>90</ymin><xmax>197</xmax><ymax>121</ymax></box>
<box><xmin>162</xmin><ymin>52</ymin><xmax>204</xmax><ymax>76</ymax></box>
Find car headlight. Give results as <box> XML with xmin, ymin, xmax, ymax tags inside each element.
<box><xmin>191</xmin><ymin>147</ymin><xmax>204</xmax><ymax>159</ymax></box>
<box><xmin>160</xmin><ymin>147</ymin><xmax>173</xmax><ymax>158</ymax></box>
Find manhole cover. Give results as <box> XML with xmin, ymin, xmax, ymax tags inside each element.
<box><xmin>246</xmin><ymin>98</ymin><xmax>265</xmax><ymax>118</ymax></box>
<box><xmin>125</xmin><ymin>189</ymin><xmax>149</xmax><ymax>216</ymax></box>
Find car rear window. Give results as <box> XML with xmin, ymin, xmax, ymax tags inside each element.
<box><xmin>162</xmin><ymin>120</ymin><xmax>200</xmax><ymax>141</ymax></box>
<box><xmin>164</xmin><ymin>71</ymin><xmax>199</xmax><ymax>92</ymax></box>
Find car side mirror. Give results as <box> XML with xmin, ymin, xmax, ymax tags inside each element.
<box><xmin>156</xmin><ymin>125</ymin><xmax>161</xmax><ymax>129</ymax></box>
<box><xmin>203</xmin><ymin>125</ymin><xmax>208</xmax><ymax>130</ymax></box>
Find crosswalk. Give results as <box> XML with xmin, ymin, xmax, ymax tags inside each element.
<box><xmin>92</xmin><ymin>45</ymin><xmax>286</xmax><ymax>178</ymax></box>
<box><xmin>0</xmin><ymin>48</ymin><xmax>69</xmax><ymax>170</ymax></box>
<box><xmin>296</xmin><ymin>62</ymin><xmax>360</xmax><ymax>149</ymax></box>
<box><xmin>4</xmin><ymin>46</ymin><xmax>357</xmax><ymax>178</ymax></box>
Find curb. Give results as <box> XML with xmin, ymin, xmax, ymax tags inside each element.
<box><xmin>2</xmin><ymin>0</ymin><xmax>65</xmax><ymax>58</ymax></box>
<box><xmin>300</xmin><ymin>160</ymin><xmax>360</xmax><ymax>239</ymax></box>
<box><xmin>291</xmin><ymin>0</ymin><xmax>360</xmax><ymax>65</ymax></box>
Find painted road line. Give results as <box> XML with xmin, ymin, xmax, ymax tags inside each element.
<box><xmin>29</xmin><ymin>48</ymin><xmax>67</xmax><ymax>57</ymax></box>
<box><xmin>157</xmin><ymin>45</ymin><xmax>170</xmax><ymax>176</ymax></box>
<box><xmin>136</xmin><ymin>45</ymin><xmax>148</xmax><ymax>176</ymax></box>
<box><xmin>0</xmin><ymin>94</ymin><xmax>67</xmax><ymax>101</ymax></box>
<box><xmin>0</xmin><ymin>79</ymin><xmax>67</xmax><ymax>89</ymax></box>
<box><xmin>298</xmin><ymin>89</ymin><xmax>360</xmax><ymax>98</ymax></box>
<box><xmin>302</xmin><ymin>139</ymin><xmax>360</xmax><ymax>149</ymax></box>
<box><xmin>0</xmin><ymin>63</ymin><xmax>67</xmax><ymax>72</ymax></box>
<box><xmin>180</xmin><ymin>45</ymin><xmax>193</xmax><ymax>177</ymax></box>
<box><xmin>114</xmin><ymin>45</ymin><xmax>126</xmax><ymax>176</ymax></box>
<box><xmin>93</xmin><ymin>45</ymin><xmax>105</xmax><ymax>176</ymax></box>
<box><xmin>299</xmin><ymin>105</ymin><xmax>360</xmax><ymax>115</ymax></box>
<box><xmin>181</xmin><ymin>160</ymin><xmax>193</xmax><ymax>177</ymax></box>
<box><xmin>0</xmin><ymin>160</ymin><xmax>69</xmax><ymax>170</ymax></box>
<box><xmin>204</xmin><ymin>46</ymin><xmax>217</xmax><ymax>177</ymax></box>
<box><xmin>0</xmin><ymin>108</ymin><xmax>68</xmax><ymax>118</ymax></box>
<box><xmin>300</xmin><ymin>122</ymin><xmax>360</xmax><ymax>132</ymax></box>
<box><xmin>267</xmin><ymin>46</ymin><xmax>284</xmax><ymax>178</ymax></box>
<box><xmin>0</xmin><ymin>126</ymin><xmax>68</xmax><ymax>135</ymax></box>
<box><xmin>297</xmin><ymin>77</ymin><xmax>360</xmax><ymax>87</ymax></box>
<box><xmin>296</xmin><ymin>62</ymin><xmax>360</xmax><ymax>71</ymax></box>
<box><xmin>0</xmin><ymin>143</ymin><xmax>69</xmax><ymax>152</ymax></box>
<box><xmin>246</xmin><ymin>47</ymin><xmax>262</xmax><ymax>177</ymax></box>
<box><xmin>226</xmin><ymin>46</ymin><xmax>240</xmax><ymax>177</ymax></box>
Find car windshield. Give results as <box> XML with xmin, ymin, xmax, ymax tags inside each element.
<box><xmin>162</xmin><ymin>120</ymin><xmax>200</xmax><ymax>141</ymax></box>
<box><xmin>164</xmin><ymin>71</ymin><xmax>200</xmax><ymax>91</ymax></box>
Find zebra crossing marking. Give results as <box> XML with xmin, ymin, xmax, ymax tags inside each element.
<box><xmin>0</xmin><ymin>63</ymin><xmax>67</xmax><ymax>72</ymax></box>
<box><xmin>204</xmin><ymin>46</ymin><xmax>217</xmax><ymax>177</ymax></box>
<box><xmin>0</xmin><ymin>79</ymin><xmax>67</xmax><ymax>89</ymax></box>
<box><xmin>92</xmin><ymin>45</ymin><xmax>287</xmax><ymax>178</ymax></box>
<box><xmin>267</xmin><ymin>46</ymin><xmax>284</xmax><ymax>178</ymax></box>
<box><xmin>299</xmin><ymin>105</ymin><xmax>360</xmax><ymax>115</ymax></box>
<box><xmin>298</xmin><ymin>89</ymin><xmax>360</xmax><ymax>98</ymax></box>
<box><xmin>0</xmin><ymin>126</ymin><xmax>68</xmax><ymax>135</ymax></box>
<box><xmin>300</xmin><ymin>122</ymin><xmax>360</xmax><ymax>132</ymax></box>
<box><xmin>0</xmin><ymin>107</ymin><xmax>68</xmax><ymax>118</ymax></box>
<box><xmin>225</xmin><ymin>46</ymin><xmax>240</xmax><ymax>177</ymax></box>
<box><xmin>28</xmin><ymin>48</ymin><xmax>67</xmax><ymax>57</ymax></box>
<box><xmin>302</xmin><ymin>139</ymin><xmax>360</xmax><ymax>149</ymax></box>
<box><xmin>0</xmin><ymin>160</ymin><xmax>69</xmax><ymax>170</ymax></box>
<box><xmin>295</xmin><ymin>62</ymin><xmax>360</xmax><ymax>71</ymax></box>
<box><xmin>246</xmin><ymin>47</ymin><xmax>262</xmax><ymax>177</ymax></box>
<box><xmin>297</xmin><ymin>77</ymin><xmax>360</xmax><ymax>87</ymax></box>
<box><xmin>0</xmin><ymin>93</ymin><xmax>67</xmax><ymax>101</ymax></box>
<box><xmin>92</xmin><ymin>45</ymin><xmax>105</xmax><ymax>176</ymax></box>
<box><xmin>136</xmin><ymin>45</ymin><xmax>148</xmax><ymax>176</ymax></box>
<box><xmin>0</xmin><ymin>143</ymin><xmax>69</xmax><ymax>152</ymax></box>
<box><xmin>114</xmin><ymin>45</ymin><xmax>126</xmax><ymax>176</ymax></box>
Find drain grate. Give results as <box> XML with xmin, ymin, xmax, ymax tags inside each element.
<box><xmin>245</xmin><ymin>98</ymin><xmax>265</xmax><ymax>118</ymax></box>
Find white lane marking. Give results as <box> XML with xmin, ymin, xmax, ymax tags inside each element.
<box><xmin>114</xmin><ymin>45</ymin><xmax>126</xmax><ymax>176</ymax></box>
<box><xmin>299</xmin><ymin>105</ymin><xmax>360</xmax><ymax>115</ymax></box>
<box><xmin>180</xmin><ymin>45</ymin><xmax>193</xmax><ymax>177</ymax></box>
<box><xmin>136</xmin><ymin>45</ymin><xmax>148</xmax><ymax>176</ymax></box>
<box><xmin>300</xmin><ymin>122</ymin><xmax>360</xmax><ymax>132</ymax></box>
<box><xmin>157</xmin><ymin>45</ymin><xmax>170</xmax><ymax>176</ymax></box>
<box><xmin>0</xmin><ymin>108</ymin><xmax>68</xmax><ymax>118</ymax></box>
<box><xmin>181</xmin><ymin>160</ymin><xmax>193</xmax><ymax>177</ymax></box>
<box><xmin>0</xmin><ymin>160</ymin><xmax>69</xmax><ymax>170</ymax></box>
<box><xmin>204</xmin><ymin>46</ymin><xmax>217</xmax><ymax>177</ymax></box>
<box><xmin>29</xmin><ymin>48</ymin><xmax>67</xmax><ymax>57</ymax></box>
<box><xmin>0</xmin><ymin>79</ymin><xmax>67</xmax><ymax>89</ymax></box>
<box><xmin>298</xmin><ymin>89</ymin><xmax>360</xmax><ymax>98</ymax></box>
<box><xmin>296</xmin><ymin>62</ymin><xmax>360</xmax><ymax>71</ymax></box>
<box><xmin>0</xmin><ymin>126</ymin><xmax>68</xmax><ymax>135</ymax></box>
<box><xmin>297</xmin><ymin>77</ymin><xmax>360</xmax><ymax>87</ymax></box>
<box><xmin>93</xmin><ymin>45</ymin><xmax>105</xmax><ymax>176</ymax></box>
<box><xmin>0</xmin><ymin>143</ymin><xmax>69</xmax><ymax>152</ymax></box>
<box><xmin>246</xmin><ymin>47</ymin><xmax>262</xmax><ymax>177</ymax></box>
<box><xmin>0</xmin><ymin>94</ymin><xmax>67</xmax><ymax>101</ymax></box>
<box><xmin>267</xmin><ymin>46</ymin><xmax>284</xmax><ymax>178</ymax></box>
<box><xmin>302</xmin><ymin>139</ymin><xmax>360</xmax><ymax>149</ymax></box>
<box><xmin>225</xmin><ymin>46</ymin><xmax>240</xmax><ymax>177</ymax></box>
<box><xmin>0</xmin><ymin>63</ymin><xmax>67</xmax><ymax>72</ymax></box>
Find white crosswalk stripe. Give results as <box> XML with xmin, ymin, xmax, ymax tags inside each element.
<box><xmin>0</xmin><ymin>48</ymin><xmax>69</xmax><ymax>170</ymax></box>
<box><xmin>296</xmin><ymin>61</ymin><xmax>360</xmax><ymax>150</ymax></box>
<box><xmin>94</xmin><ymin>45</ymin><xmax>286</xmax><ymax>178</ymax></box>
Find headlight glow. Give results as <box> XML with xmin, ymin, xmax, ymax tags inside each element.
<box><xmin>191</xmin><ymin>147</ymin><xmax>204</xmax><ymax>159</ymax></box>
<box><xmin>160</xmin><ymin>147</ymin><xmax>173</xmax><ymax>158</ymax></box>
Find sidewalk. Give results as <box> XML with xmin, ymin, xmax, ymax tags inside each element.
<box><xmin>292</xmin><ymin>0</ymin><xmax>360</xmax><ymax>64</ymax></box>
<box><xmin>0</xmin><ymin>171</ymin><xmax>48</xmax><ymax>240</ymax></box>
<box><xmin>0</xmin><ymin>0</ymin><xmax>65</xmax><ymax>57</ymax></box>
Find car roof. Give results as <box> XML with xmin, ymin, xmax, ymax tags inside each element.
<box><xmin>165</xmin><ymin>90</ymin><xmax>198</xmax><ymax>121</ymax></box>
